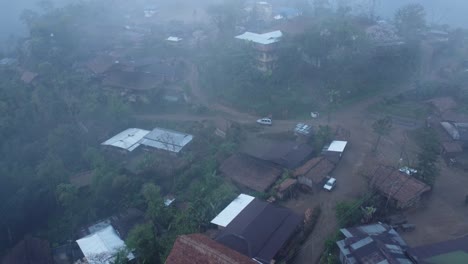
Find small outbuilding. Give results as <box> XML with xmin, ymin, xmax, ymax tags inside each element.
<box><xmin>371</xmin><ymin>166</ymin><xmax>431</xmax><ymax>208</ymax></box>
<box><xmin>324</xmin><ymin>140</ymin><xmax>348</xmax><ymax>157</ymax></box>
<box><xmin>76</xmin><ymin>225</ymin><xmax>134</xmax><ymax>264</ymax></box>
<box><xmin>294</xmin><ymin>157</ymin><xmax>336</xmax><ymax>188</ymax></box>
<box><xmin>441</xmin><ymin>141</ymin><xmax>463</xmax><ymax>160</ymax></box>
<box><xmin>427</xmin><ymin>97</ymin><xmax>457</xmax><ymax>115</ymax></box>
<box><xmin>440</xmin><ymin>122</ymin><xmax>468</xmax><ymax>143</ymax></box>
<box><xmin>70</xmin><ymin>171</ymin><xmax>94</xmax><ymax>189</ymax></box>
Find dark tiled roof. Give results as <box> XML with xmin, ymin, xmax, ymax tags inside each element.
<box><xmin>407</xmin><ymin>235</ymin><xmax>468</xmax><ymax>264</ymax></box>
<box><xmin>269</xmin><ymin>143</ymin><xmax>313</xmax><ymax>169</ymax></box>
<box><xmin>86</xmin><ymin>55</ymin><xmax>117</xmax><ymax>74</ymax></box>
<box><xmin>371</xmin><ymin>166</ymin><xmax>431</xmax><ymax>207</ymax></box>
<box><xmin>216</xmin><ymin>199</ymin><xmax>302</xmax><ymax>264</ymax></box>
<box><xmin>220</xmin><ymin>154</ymin><xmax>283</xmax><ymax>193</ymax></box>
<box><xmin>102</xmin><ymin>70</ymin><xmax>163</xmax><ymax>91</ymax></box>
<box><xmin>242</xmin><ymin>139</ymin><xmax>314</xmax><ymax>169</ymax></box>
<box><xmin>166</xmin><ymin>234</ymin><xmax>256</xmax><ymax>264</ymax></box>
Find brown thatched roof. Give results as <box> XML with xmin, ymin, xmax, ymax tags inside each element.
<box><xmin>427</xmin><ymin>97</ymin><xmax>457</xmax><ymax>114</ymax></box>
<box><xmin>294</xmin><ymin>157</ymin><xmax>335</xmax><ymax>184</ymax></box>
<box><xmin>70</xmin><ymin>171</ymin><xmax>94</xmax><ymax>188</ymax></box>
<box><xmin>276</xmin><ymin>178</ymin><xmax>297</xmax><ymax>193</ymax></box>
<box><xmin>220</xmin><ymin>154</ymin><xmax>282</xmax><ymax>193</ymax></box>
<box><xmin>371</xmin><ymin>166</ymin><xmax>431</xmax><ymax>207</ymax></box>
<box><xmin>86</xmin><ymin>55</ymin><xmax>117</xmax><ymax>74</ymax></box>
<box><xmin>442</xmin><ymin>141</ymin><xmax>463</xmax><ymax>153</ymax></box>
<box><xmin>102</xmin><ymin>70</ymin><xmax>163</xmax><ymax>91</ymax></box>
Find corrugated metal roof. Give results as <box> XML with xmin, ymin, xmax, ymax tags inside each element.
<box><xmin>101</xmin><ymin>128</ymin><xmax>150</xmax><ymax>152</ymax></box>
<box><xmin>139</xmin><ymin>128</ymin><xmax>193</xmax><ymax>153</ymax></box>
<box><xmin>350</xmin><ymin>237</ymin><xmax>373</xmax><ymax>250</ymax></box>
<box><xmin>211</xmin><ymin>194</ymin><xmax>255</xmax><ymax>227</ymax></box>
<box><xmin>327</xmin><ymin>140</ymin><xmax>347</xmax><ymax>153</ymax></box>
<box><xmin>337</xmin><ymin>223</ymin><xmax>411</xmax><ymax>264</ymax></box>
<box><xmin>235</xmin><ymin>31</ymin><xmax>282</xmax><ymax>45</ymax></box>
<box><xmin>76</xmin><ymin>226</ymin><xmax>134</xmax><ymax>264</ymax></box>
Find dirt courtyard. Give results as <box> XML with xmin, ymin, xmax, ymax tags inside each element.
<box><xmin>140</xmin><ymin>63</ymin><xmax>468</xmax><ymax>263</ymax></box>
<box><xmin>400</xmin><ymin>163</ymin><xmax>468</xmax><ymax>247</ymax></box>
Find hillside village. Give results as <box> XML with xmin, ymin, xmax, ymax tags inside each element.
<box><xmin>1</xmin><ymin>0</ymin><xmax>468</xmax><ymax>264</ymax></box>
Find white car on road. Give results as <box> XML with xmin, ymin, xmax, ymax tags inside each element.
<box><xmin>257</xmin><ymin>118</ymin><xmax>272</xmax><ymax>126</ymax></box>
<box><xmin>323</xmin><ymin>177</ymin><xmax>337</xmax><ymax>191</ymax></box>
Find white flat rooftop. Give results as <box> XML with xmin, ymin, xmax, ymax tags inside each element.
<box><xmin>101</xmin><ymin>128</ymin><xmax>150</xmax><ymax>152</ymax></box>
<box><xmin>211</xmin><ymin>194</ymin><xmax>255</xmax><ymax>227</ymax></box>
<box><xmin>139</xmin><ymin>127</ymin><xmax>193</xmax><ymax>153</ymax></box>
<box><xmin>167</xmin><ymin>36</ymin><xmax>182</xmax><ymax>42</ymax></box>
<box><xmin>76</xmin><ymin>225</ymin><xmax>134</xmax><ymax>264</ymax></box>
<box><xmin>327</xmin><ymin>140</ymin><xmax>348</xmax><ymax>153</ymax></box>
<box><xmin>235</xmin><ymin>30</ymin><xmax>283</xmax><ymax>45</ymax></box>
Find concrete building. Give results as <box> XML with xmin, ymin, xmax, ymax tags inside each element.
<box><xmin>235</xmin><ymin>30</ymin><xmax>283</xmax><ymax>72</ymax></box>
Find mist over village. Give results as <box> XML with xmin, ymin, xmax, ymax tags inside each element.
<box><xmin>1</xmin><ymin>1</ymin><xmax>468</xmax><ymax>264</ymax></box>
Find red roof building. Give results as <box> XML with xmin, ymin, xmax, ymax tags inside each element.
<box><xmin>166</xmin><ymin>234</ymin><xmax>255</xmax><ymax>264</ymax></box>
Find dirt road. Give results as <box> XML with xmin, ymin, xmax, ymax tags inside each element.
<box><xmin>135</xmin><ymin>63</ymin><xmax>430</xmax><ymax>264</ymax></box>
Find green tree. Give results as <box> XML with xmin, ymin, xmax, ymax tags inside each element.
<box><xmin>415</xmin><ymin>128</ymin><xmax>440</xmax><ymax>186</ymax></box>
<box><xmin>55</xmin><ymin>183</ymin><xmax>78</xmax><ymax>209</ymax></box>
<box><xmin>313</xmin><ymin>125</ymin><xmax>333</xmax><ymax>151</ymax></box>
<box><xmin>142</xmin><ymin>183</ymin><xmax>170</xmax><ymax>226</ymax></box>
<box><xmin>207</xmin><ymin>0</ymin><xmax>245</xmax><ymax>38</ymax></box>
<box><xmin>111</xmin><ymin>248</ymin><xmax>132</xmax><ymax>264</ymax></box>
<box><xmin>335</xmin><ymin>201</ymin><xmax>362</xmax><ymax>228</ymax></box>
<box><xmin>372</xmin><ymin>116</ymin><xmax>392</xmax><ymax>152</ymax></box>
<box><xmin>394</xmin><ymin>4</ymin><xmax>426</xmax><ymax>41</ymax></box>
<box><xmin>126</xmin><ymin>223</ymin><xmax>162</xmax><ymax>264</ymax></box>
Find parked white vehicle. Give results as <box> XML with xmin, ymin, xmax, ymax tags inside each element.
<box><xmin>399</xmin><ymin>166</ymin><xmax>417</xmax><ymax>176</ymax></box>
<box><xmin>311</xmin><ymin>112</ymin><xmax>319</xmax><ymax>118</ymax></box>
<box><xmin>323</xmin><ymin>177</ymin><xmax>337</xmax><ymax>191</ymax></box>
<box><xmin>257</xmin><ymin>118</ymin><xmax>272</xmax><ymax>126</ymax></box>
<box><xmin>295</xmin><ymin>123</ymin><xmax>312</xmax><ymax>136</ymax></box>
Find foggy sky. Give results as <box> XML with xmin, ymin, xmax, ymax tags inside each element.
<box><xmin>376</xmin><ymin>0</ymin><xmax>468</xmax><ymax>27</ymax></box>
<box><xmin>1</xmin><ymin>0</ymin><xmax>467</xmax><ymax>52</ymax></box>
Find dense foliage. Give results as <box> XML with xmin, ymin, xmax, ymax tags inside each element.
<box><xmin>199</xmin><ymin>3</ymin><xmax>421</xmax><ymax>118</ymax></box>
<box><xmin>0</xmin><ymin>1</ymin><xmax>238</xmax><ymax>260</ymax></box>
